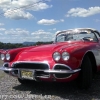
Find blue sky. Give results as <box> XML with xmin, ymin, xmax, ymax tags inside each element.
<box><xmin>0</xmin><ymin>0</ymin><xmax>100</xmax><ymax>43</ymax></box>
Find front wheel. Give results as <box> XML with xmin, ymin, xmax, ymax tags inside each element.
<box><xmin>77</xmin><ymin>56</ymin><xmax>92</xmax><ymax>89</ymax></box>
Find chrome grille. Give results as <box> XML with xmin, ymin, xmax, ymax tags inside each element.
<box><xmin>12</xmin><ymin>62</ymin><xmax>49</xmax><ymax>70</ymax></box>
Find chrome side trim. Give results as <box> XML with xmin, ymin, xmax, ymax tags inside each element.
<box><xmin>44</xmin><ymin>69</ymin><xmax>81</xmax><ymax>74</ymax></box>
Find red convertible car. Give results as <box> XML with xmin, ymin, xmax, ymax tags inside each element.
<box><xmin>0</xmin><ymin>28</ymin><xmax>100</xmax><ymax>89</ymax></box>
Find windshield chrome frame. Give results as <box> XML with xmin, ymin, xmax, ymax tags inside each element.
<box><xmin>55</xmin><ymin>29</ymin><xmax>99</xmax><ymax>43</ymax></box>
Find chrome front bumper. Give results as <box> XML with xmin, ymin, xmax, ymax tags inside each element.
<box><xmin>0</xmin><ymin>62</ymin><xmax>81</xmax><ymax>80</ymax></box>
<box><xmin>0</xmin><ymin>66</ymin><xmax>81</xmax><ymax>74</ymax></box>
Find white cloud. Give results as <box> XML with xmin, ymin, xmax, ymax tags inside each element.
<box><xmin>5</xmin><ymin>28</ymin><xmax>29</xmax><ymax>36</ymax></box>
<box><xmin>37</xmin><ymin>19</ymin><xmax>58</xmax><ymax>25</ymax></box>
<box><xmin>31</xmin><ymin>29</ymin><xmax>52</xmax><ymax>35</ymax></box>
<box><xmin>49</xmin><ymin>28</ymin><xmax>57</xmax><ymax>31</ymax></box>
<box><xmin>0</xmin><ymin>28</ymin><xmax>54</xmax><ymax>43</ymax></box>
<box><xmin>4</xmin><ymin>9</ymin><xmax>33</xmax><ymax>20</ymax></box>
<box><xmin>11</xmin><ymin>0</ymin><xmax>52</xmax><ymax>11</ymax></box>
<box><xmin>0</xmin><ymin>0</ymin><xmax>52</xmax><ymax>19</ymax></box>
<box><xmin>31</xmin><ymin>29</ymin><xmax>54</xmax><ymax>41</ymax></box>
<box><xmin>0</xmin><ymin>0</ymin><xmax>10</xmax><ymax>5</ymax></box>
<box><xmin>0</xmin><ymin>0</ymin><xmax>52</xmax><ymax>10</ymax></box>
<box><xmin>66</xmin><ymin>6</ymin><xmax>100</xmax><ymax>17</ymax></box>
<box><xmin>0</xmin><ymin>0</ymin><xmax>11</xmax><ymax>9</ymax></box>
<box><xmin>0</xmin><ymin>23</ymin><xmax>4</xmax><ymax>26</ymax></box>
<box><xmin>0</xmin><ymin>28</ymin><xmax>6</xmax><ymax>31</ymax></box>
<box><xmin>60</xmin><ymin>19</ymin><xmax>64</xmax><ymax>22</ymax></box>
<box><xmin>25</xmin><ymin>2</ymin><xmax>52</xmax><ymax>11</ymax></box>
<box><xmin>37</xmin><ymin>19</ymin><xmax>64</xmax><ymax>25</ymax></box>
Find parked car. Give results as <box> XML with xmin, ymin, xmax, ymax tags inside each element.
<box><xmin>0</xmin><ymin>28</ymin><xmax>100</xmax><ymax>89</ymax></box>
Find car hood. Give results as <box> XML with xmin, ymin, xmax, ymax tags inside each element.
<box><xmin>15</xmin><ymin>41</ymin><xmax>92</xmax><ymax>62</ymax></box>
<box><xmin>25</xmin><ymin>41</ymin><xmax>87</xmax><ymax>52</ymax></box>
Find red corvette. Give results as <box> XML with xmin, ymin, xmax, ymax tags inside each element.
<box><xmin>0</xmin><ymin>28</ymin><xmax>100</xmax><ymax>89</ymax></box>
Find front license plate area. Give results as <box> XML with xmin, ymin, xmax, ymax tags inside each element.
<box><xmin>21</xmin><ymin>70</ymin><xmax>34</xmax><ymax>80</ymax></box>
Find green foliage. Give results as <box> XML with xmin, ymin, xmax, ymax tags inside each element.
<box><xmin>0</xmin><ymin>41</ymin><xmax>53</xmax><ymax>49</ymax></box>
<box><xmin>0</xmin><ymin>42</ymin><xmax>24</xmax><ymax>49</ymax></box>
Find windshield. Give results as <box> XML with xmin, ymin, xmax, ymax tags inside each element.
<box><xmin>56</xmin><ymin>29</ymin><xmax>98</xmax><ymax>42</ymax></box>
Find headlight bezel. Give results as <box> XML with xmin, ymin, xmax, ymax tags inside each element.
<box><xmin>53</xmin><ymin>52</ymin><xmax>61</xmax><ymax>61</ymax></box>
<box><xmin>1</xmin><ymin>54</ymin><xmax>5</xmax><ymax>60</ymax></box>
<box><xmin>62</xmin><ymin>51</ymin><xmax>70</xmax><ymax>61</ymax></box>
<box><xmin>6</xmin><ymin>53</ymin><xmax>10</xmax><ymax>61</ymax></box>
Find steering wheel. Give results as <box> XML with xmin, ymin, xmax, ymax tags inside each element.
<box><xmin>82</xmin><ymin>37</ymin><xmax>93</xmax><ymax>41</ymax></box>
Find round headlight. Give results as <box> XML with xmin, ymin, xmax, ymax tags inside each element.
<box><xmin>6</xmin><ymin>54</ymin><xmax>10</xmax><ymax>60</ymax></box>
<box><xmin>53</xmin><ymin>52</ymin><xmax>61</xmax><ymax>61</ymax></box>
<box><xmin>1</xmin><ymin>54</ymin><xmax>5</xmax><ymax>60</ymax></box>
<box><xmin>62</xmin><ymin>52</ymin><xmax>70</xmax><ymax>61</ymax></box>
